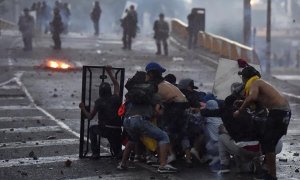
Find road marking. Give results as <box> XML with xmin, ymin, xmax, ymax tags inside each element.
<box><xmin>69</xmin><ymin>173</ymin><xmax>147</xmax><ymax>180</ymax></box>
<box><xmin>0</xmin><ymin>154</ymin><xmax>79</xmax><ymax>168</ymax></box>
<box><xmin>14</xmin><ymin>72</ymin><xmax>81</xmax><ymax>138</ymax></box>
<box><xmin>0</xmin><ymin>138</ymin><xmax>79</xmax><ymax>149</ymax></box>
<box><xmin>0</xmin><ymin>116</ymin><xmax>46</xmax><ymax>122</ymax></box>
<box><xmin>273</xmin><ymin>75</ymin><xmax>300</xmax><ymax>81</ymax></box>
<box><xmin>282</xmin><ymin>92</ymin><xmax>300</xmax><ymax>100</ymax></box>
<box><xmin>287</xmin><ymin>129</ymin><xmax>300</xmax><ymax>136</ymax></box>
<box><xmin>0</xmin><ymin>105</ymin><xmax>35</xmax><ymax>110</ymax></box>
<box><xmin>0</xmin><ymin>96</ymin><xmax>25</xmax><ymax>100</ymax></box>
<box><xmin>0</xmin><ymin>85</ymin><xmax>20</xmax><ymax>90</ymax></box>
<box><xmin>97</xmin><ymin>40</ymin><xmax>122</xmax><ymax>45</ymax></box>
<box><xmin>1</xmin><ymin>126</ymin><xmax>61</xmax><ymax>133</ymax></box>
<box><xmin>8</xmin><ymin>58</ymin><xmax>13</xmax><ymax>66</ymax></box>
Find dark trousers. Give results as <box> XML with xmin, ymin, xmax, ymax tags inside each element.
<box><xmin>89</xmin><ymin>125</ymin><xmax>122</xmax><ymax>157</ymax></box>
<box><xmin>188</xmin><ymin>30</ymin><xmax>199</xmax><ymax>49</ymax></box>
<box><xmin>122</xmin><ymin>29</ymin><xmax>134</xmax><ymax>50</ymax></box>
<box><xmin>52</xmin><ymin>32</ymin><xmax>61</xmax><ymax>49</ymax></box>
<box><xmin>93</xmin><ymin>20</ymin><xmax>99</xmax><ymax>35</ymax></box>
<box><xmin>155</xmin><ymin>38</ymin><xmax>168</xmax><ymax>55</ymax></box>
<box><xmin>22</xmin><ymin>35</ymin><xmax>32</xmax><ymax>51</ymax></box>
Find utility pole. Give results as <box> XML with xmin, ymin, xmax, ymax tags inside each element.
<box><xmin>243</xmin><ymin>0</ymin><xmax>251</xmax><ymax>46</ymax></box>
<box><xmin>266</xmin><ymin>0</ymin><xmax>271</xmax><ymax>75</ymax></box>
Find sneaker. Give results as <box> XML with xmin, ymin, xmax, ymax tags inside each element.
<box><xmin>209</xmin><ymin>161</ymin><xmax>221</xmax><ymax>173</ymax></box>
<box><xmin>219</xmin><ymin>164</ymin><xmax>230</xmax><ymax>174</ymax></box>
<box><xmin>157</xmin><ymin>164</ymin><xmax>178</xmax><ymax>173</ymax></box>
<box><xmin>208</xmin><ymin>156</ymin><xmax>220</xmax><ymax>166</ymax></box>
<box><xmin>117</xmin><ymin>163</ymin><xmax>127</xmax><ymax>170</ymax></box>
<box><xmin>190</xmin><ymin>148</ymin><xmax>201</xmax><ymax>161</ymax></box>
<box><xmin>167</xmin><ymin>153</ymin><xmax>176</xmax><ymax>164</ymax></box>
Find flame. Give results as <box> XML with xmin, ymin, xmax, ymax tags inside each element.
<box><xmin>46</xmin><ymin>59</ymin><xmax>72</xmax><ymax>70</ymax></box>
<box><xmin>250</xmin><ymin>0</ymin><xmax>261</xmax><ymax>6</ymax></box>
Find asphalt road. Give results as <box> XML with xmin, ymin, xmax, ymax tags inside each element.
<box><xmin>0</xmin><ymin>32</ymin><xmax>300</xmax><ymax>180</ymax></box>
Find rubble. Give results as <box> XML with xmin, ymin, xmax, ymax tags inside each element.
<box><xmin>293</xmin><ymin>153</ymin><xmax>299</xmax><ymax>156</ymax></box>
<box><xmin>279</xmin><ymin>158</ymin><xmax>288</xmax><ymax>162</ymax></box>
<box><xmin>65</xmin><ymin>159</ymin><xmax>72</xmax><ymax>167</ymax></box>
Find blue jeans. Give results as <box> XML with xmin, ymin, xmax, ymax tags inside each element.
<box><xmin>123</xmin><ymin>115</ymin><xmax>169</xmax><ymax>145</ymax></box>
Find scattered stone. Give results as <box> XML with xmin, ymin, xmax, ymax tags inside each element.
<box><xmin>98</xmin><ymin>175</ymin><xmax>102</xmax><ymax>178</ymax></box>
<box><xmin>47</xmin><ymin>136</ymin><xmax>56</xmax><ymax>140</ymax></box>
<box><xmin>54</xmin><ymin>151</ymin><xmax>59</xmax><ymax>154</ymax></box>
<box><xmin>65</xmin><ymin>159</ymin><xmax>72</xmax><ymax>167</ymax></box>
<box><xmin>293</xmin><ymin>153</ymin><xmax>299</xmax><ymax>157</ymax></box>
<box><xmin>279</xmin><ymin>158</ymin><xmax>287</xmax><ymax>162</ymax></box>
<box><xmin>296</xmin><ymin>169</ymin><xmax>299</xmax><ymax>173</ymax></box>
<box><xmin>28</xmin><ymin>137</ymin><xmax>32</xmax><ymax>140</ymax></box>
<box><xmin>19</xmin><ymin>161</ymin><xmax>24</xmax><ymax>164</ymax></box>
<box><xmin>21</xmin><ymin>141</ymin><xmax>26</xmax><ymax>143</ymax></box>
<box><xmin>5</xmin><ymin>159</ymin><xmax>9</xmax><ymax>162</ymax></box>
<box><xmin>29</xmin><ymin>151</ymin><xmax>35</xmax><ymax>157</ymax></box>
<box><xmin>21</xmin><ymin>171</ymin><xmax>28</xmax><ymax>176</ymax></box>
<box><xmin>54</xmin><ymin>88</ymin><xmax>57</xmax><ymax>92</ymax></box>
<box><xmin>71</xmin><ymin>94</ymin><xmax>75</xmax><ymax>97</ymax></box>
<box><xmin>49</xmin><ymin>167</ymin><xmax>53</xmax><ymax>170</ymax></box>
<box><xmin>35</xmin><ymin>142</ymin><xmax>39</xmax><ymax>145</ymax></box>
<box><xmin>52</xmin><ymin>94</ymin><xmax>58</xmax><ymax>98</ymax></box>
<box><xmin>290</xmin><ymin>143</ymin><xmax>294</xmax><ymax>145</ymax></box>
<box><xmin>2</xmin><ymin>144</ymin><xmax>6</xmax><ymax>147</ymax></box>
<box><xmin>10</xmin><ymin>128</ymin><xmax>14</xmax><ymax>132</ymax></box>
<box><xmin>60</xmin><ymin>170</ymin><xmax>64</xmax><ymax>175</ymax></box>
<box><xmin>33</xmin><ymin>156</ymin><xmax>38</xmax><ymax>160</ymax></box>
<box><xmin>36</xmin><ymin>120</ymin><xmax>41</xmax><ymax>124</ymax></box>
<box><xmin>60</xmin><ymin>118</ymin><xmax>65</xmax><ymax>121</ymax></box>
<box><xmin>48</xmin><ymin>73</ymin><xmax>52</xmax><ymax>77</ymax></box>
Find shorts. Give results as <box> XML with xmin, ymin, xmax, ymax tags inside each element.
<box><xmin>123</xmin><ymin>115</ymin><xmax>170</xmax><ymax>145</ymax></box>
<box><xmin>261</xmin><ymin>109</ymin><xmax>291</xmax><ymax>153</ymax></box>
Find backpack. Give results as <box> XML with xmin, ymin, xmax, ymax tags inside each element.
<box><xmin>126</xmin><ymin>83</ymin><xmax>157</xmax><ymax>105</ymax></box>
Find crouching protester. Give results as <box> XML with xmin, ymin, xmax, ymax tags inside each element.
<box><xmin>234</xmin><ymin>66</ymin><xmax>291</xmax><ymax>180</ymax></box>
<box><xmin>79</xmin><ymin>66</ymin><xmax>122</xmax><ymax>159</ymax></box>
<box><xmin>201</xmin><ymin>94</ymin><xmax>265</xmax><ymax>174</ymax></box>
<box><xmin>145</xmin><ymin>62</ymin><xmax>192</xmax><ymax>166</ymax></box>
<box><xmin>118</xmin><ymin>70</ymin><xmax>177</xmax><ymax>173</ymax></box>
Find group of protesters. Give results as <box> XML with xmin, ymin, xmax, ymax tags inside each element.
<box><xmin>79</xmin><ymin>60</ymin><xmax>291</xmax><ymax>180</ymax></box>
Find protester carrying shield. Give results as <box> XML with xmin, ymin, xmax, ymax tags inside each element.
<box><xmin>79</xmin><ymin>65</ymin><xmax>122</xmax><ymax>159</ymax></box>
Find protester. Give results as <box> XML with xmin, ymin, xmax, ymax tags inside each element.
<box><xmin>18</xmin><ymin>8</ymin><xmax>35</xmax><ymax>51</ymax></box>
<box><xmin>50</xmin><ymin>8</ymin><xmax>63</xmax><ymax>50</ymax></box>
<box><xmin>153</xmin><ymin>13</ymin><xmax>169</xmax><ymax>56</ymax></box>
<box><xmin>90</xmin><ymin>1</ymin><xmax>102</xmax><ymax>36</ymax></box>
<box><xmin>79</xmin><ymin>65</ymin><xmax>122</xmax><ymax>159</ymax></box>
<box><xmin>118</xmin><ymin>68</ymin><xmax>177</xmax><ymax>173</ymax></box>
<box><xmin>121</xmin><ymin>5</ymin><xmax>137</xmax><ymax>50</ymax></box>
<box><xmin>234</xmin><ymin>66</ymin><xmax>291</xmax><ymax>180</ymax></box>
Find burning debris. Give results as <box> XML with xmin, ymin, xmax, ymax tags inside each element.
<box><xmin>36</xmin><ymin>58</ymin><xmax>80</xmax><ymax>71</ymax></box>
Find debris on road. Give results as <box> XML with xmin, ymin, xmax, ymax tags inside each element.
<box><xmin>293</xmin><ymin>152</ymin><xmax>299</xmax><ymax>156</ymax></box>
<box><xmin>65</xmin><ymin>159</ymin><xmax>72</xmax><ymax>167</ymax></box>
<box><xmin>47</xmin><ymin>136</ymin><xmax>56</xmax><ymax>140</ymax></box>
<box><xmin>279</xmin><ymin>158</ymin><xmax>288</xmax><ymax>162</ymax></box>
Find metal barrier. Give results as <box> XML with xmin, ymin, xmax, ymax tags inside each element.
<box><xmin>171</xmin><ymin>19</ymin><xmax>260</xmax><ymax>65</ymax></box>
<box><xmin>79</xmin><ymin>66</ymin><xmax>125</xmax><ymax>158</ymax></box>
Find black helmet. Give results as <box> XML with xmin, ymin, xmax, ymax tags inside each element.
<box><xmin>99</xmin><ymin>82</ymin><xmax>112</xmax><ymax>97</ymax></box>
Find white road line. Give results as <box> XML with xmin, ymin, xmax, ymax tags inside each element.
<box><xmin>8</xmin><ymin>58</ymin><xmax>13</xmax><ymax>66</ymax></box>
<box><xmin>0</xmin><ymin>139</ymin><xmax>79</xmax><ymax>149</ymax></box>
<box><xmin>273</xmin><ymin>75</ymin><xmax>300</xmax><ymax>81</ymax></box>
<box><xmin>0</xmin><ymin>96</ymin><xmax>25</xmax><ymax>100</ymax></box>
<box><xmin>0</xmin><ymin>85</ymin><xmax>20</xmax><ymax>90</ymax></box>
<box><xmin>0</xmin><ymin>105</ymin><xmax>35</xmax><ymax>110</ymax></box>
<box><xmin>14</xmin><ymin>72</ymin><xmax>81</xmax><ymax>138</ymax></box>
<box><xmin>0</xmin><ymin>116</ymin><xmax>46</xmax><ymax>122</ymax></box>
<box><xmin>1</xmin><ymin>126</ymin><xmax>61</xmax><ymax>133</ymax></box>
<box><xmin>282</xmin><ymin>92</ymin><xmax>300</xmax><ymax>100</ymax></box>
<box><xmin>0</xmin><ymin>154</ymin><xmax>79</xmax><ymax>168</ymax></box>
<box><xmin>287</xmin><ymin>129</ymin><xmax>300</xmax><ymax>136</ymax></box>
<box><xmin>97</xmin><ymin>40</ymin><xmax>122</xmax><ymax>45</ymax></box>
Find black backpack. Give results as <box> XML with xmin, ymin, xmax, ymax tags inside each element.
<box><xmin>127</xmin><ymin>83</ymin><xmax>157</xmax><ymax>105</ymax></box>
